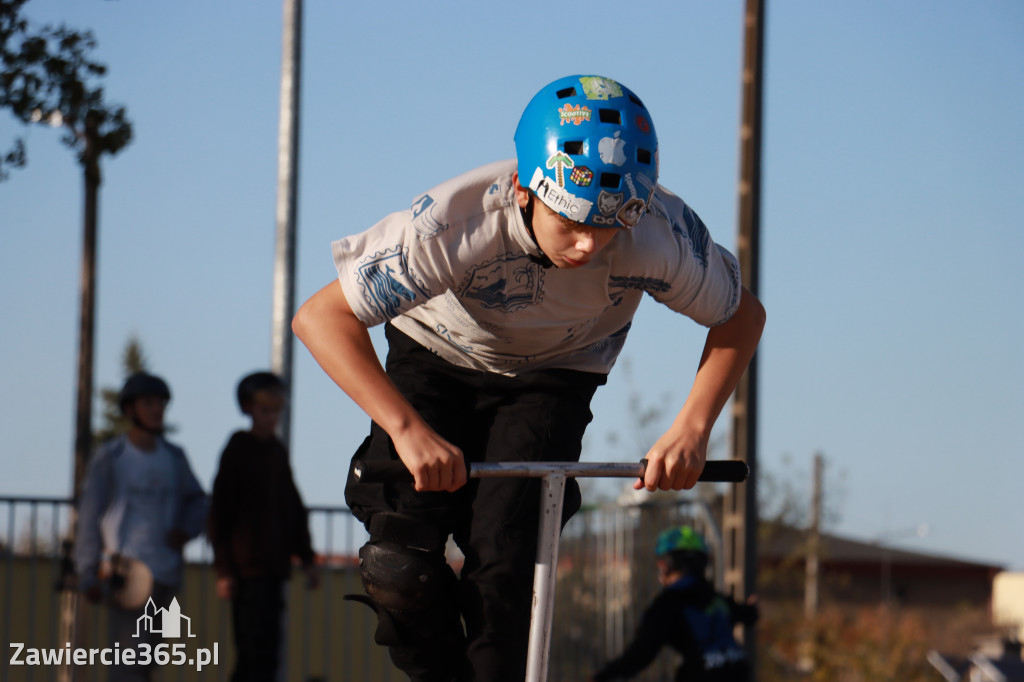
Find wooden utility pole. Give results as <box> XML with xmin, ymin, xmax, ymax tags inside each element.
<box><xmin>59</xmin><ymin>114</ymin><xmax>103</xmax><ymax>682</ymax></box>
<box><xmin>805</xmin><ymin>453</ymin><xmax>823</xmax><ymax>619</ymax></box>
<box><xmin>723</xmin><ymin>0</ymin><xmax>765</xmax><ymax>670</ymax></box>
<box><xmin>72</xmin><ymin>114</ymin><xmax>101</xmax><ymax>510</ymax></box>
<box><xmin>271</xmin><ymin>0</ymin><xmax>303</xmax><ymax>446</ymax></box>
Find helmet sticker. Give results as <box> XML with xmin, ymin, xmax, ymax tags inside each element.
<box><xmin>597</xmin><ymin>190</ymin><xmax>623</xmax><ymax>214</ymax></box>
<box><xmin>545</xmin><ymin>151</ymin><xmax>574</xmax><ymax>187</ymax></box>
<box><xmin>593</xmin><ymin>190</ymin><xmax>623</xmax><ymax>226</ymax></box>
<box><xmin>558</xmin><ymin>103</ymin><xmax>592</xmax><ymax>126</ymax></box>
<box><xmin>569</xmin><ymin>166</ymin><xmax>593</xmax><ymax>187</ymax></box>
<box><xmin>619</xmin><ymin>174</ymin><xmax>648</xmax><ymax>227</ymax></box>
<box><xmin>529</xmin><ymin>167</ymin><xmax>594</xmax><ymax>221</ymax></box>
<box><xmin>635</xmin><ymin>115</ymin><xmax>651</xmax><ymax>133</ymax></box>
<box><xmin>579</xmin><ymin>76</ymin><xmax>623</xmax><ymax>101</ymax></box>
<box><xmin>623</xmin><ymin>172</ymin><xmax>638</xmax><ymax>199</ymax></box>
<box><xmin>616</xmin><ymin>198</ymin><xmax>646</xmax><ymax>228</ymax></box>
<box><xmin>635</xmin><ymin>172</ymin><xmax>658</xmax><ymax>209</ymax></box>
<box><xmin>598</xmin><ymin>131</ymin><xmax>627</xmax><ymax>166</ymax></box>
<box><xmin>635</xmin><ymin>171</ymin><xmax>654</xmax><ymax>194</ymax></box>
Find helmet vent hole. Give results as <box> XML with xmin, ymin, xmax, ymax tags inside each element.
<box><xmin>562</xmin><ymin>141</ymin><xmax>584</xmax><ymax>155</ymax></box>
<box><xmin>556</xmin><ymin>87</ymin><xmax>578</xmax><ymax>99</ymax></box>
<box><xmin>598</xmin><ymin>108</ymin><xmax>621</xmax><ymax>124</ymax></box>
<box><xmin>628</xmin><ymin>94</ymin><xmax>643</xmax><ymax>106</ymax></box>
<box><xmin>637</xmin><ymin>149</ymin><xmax>652</xmax><ymax>165</ymax></box>
<box><xmin>599</xmin><ymin>173</ymin><xmax>621</xmax><ymax>189</ymax></box>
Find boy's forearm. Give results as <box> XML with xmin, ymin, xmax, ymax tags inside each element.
<box><xmin>292</xmin><ymin>281</ymin><xmax>424</xmax><ymax>438</ymax></box>
<box><xmin>677</xmin><ymin>287</ymin><xmax>765</xmax><ymax>437</ymax></box>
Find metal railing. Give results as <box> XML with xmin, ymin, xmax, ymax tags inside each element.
<box><xmin>1</xmin><ymin>494</ymin><xmax>720</xmax><ymax>681</ymax></box>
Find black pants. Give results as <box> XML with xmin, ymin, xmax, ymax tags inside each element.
<box><xmin>345</xmin><ymin>324</ymin><xmax>606</xmax><ymax>682</ymax></box>
<box><xmin>230</xmin><ymin>576</ymin><xmax>285</xmax><ymax>682</ymax></box>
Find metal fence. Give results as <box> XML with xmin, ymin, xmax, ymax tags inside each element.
<box><xmin>1</xmin><ymin>494</ymin><xmax>720</xmax><ymax>681</ymax></box>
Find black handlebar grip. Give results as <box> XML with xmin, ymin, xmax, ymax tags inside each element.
<box><xmin>639</xmin><ymin>458</ymin><xmax>749</xmax><ymax>483</ymax></box>
<box><xmin>701</xmin><ymin>459</ymin><xmax>749</xmax><ymax>482</ymax></box>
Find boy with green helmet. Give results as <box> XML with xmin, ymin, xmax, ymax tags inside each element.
<box><xmin>591</xmin><ymin>526</ymin><xmax>758</xmax><ymax>682</ymax></box>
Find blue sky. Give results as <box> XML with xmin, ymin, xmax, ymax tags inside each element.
<box><xmin>2</xmin><ymin>1</ymin><xmax>1022</xmax><ymax>570</ymax></box>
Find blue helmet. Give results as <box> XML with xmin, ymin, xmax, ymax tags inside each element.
<box><xmin>514</xmin><ymin>75</ymin><xmax>659</xmax><ymax>228</ymax></box>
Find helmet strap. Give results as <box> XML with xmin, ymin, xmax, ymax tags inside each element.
<box><xmin>129</xmin><ymin>414</ymin><xmax>165</xmax><ymax>437</ymax></box>
<box><xmin>123</xmin><ymin>400</ymin><xmax>166</xmax><ymax>437</ymax></box>
<box><xmin>521</xmin><ymin>194</ymin><xmax>553</xmax><ymax>269</ymax></box>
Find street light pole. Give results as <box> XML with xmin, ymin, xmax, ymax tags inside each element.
<box><xmin>271</xmin><ymin>0</ymin><xmax>303</xmax><ymax>446</ymax></box>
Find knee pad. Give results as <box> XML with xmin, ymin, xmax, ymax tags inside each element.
<box><xmin>358</xmin><ymin>512</ymin><xmax>447</xmax><ymax>614</ymax></box>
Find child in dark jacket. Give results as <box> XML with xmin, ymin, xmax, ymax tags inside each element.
<box><xmin>590</xmin><ymin>526</ymin><xmax>758</xmax><ymax>682</ymax></box>
<box><xmin>208</xmin><ymin>372</ymin><xmax>319</xmax><ymax>682</ymax></box>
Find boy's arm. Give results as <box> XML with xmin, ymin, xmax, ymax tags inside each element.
<box><xmin>728</xmin><ymin>594</ymin><xmax>760</xmax><ymax>626</ymax></box>
<box><xmin>207</xmin><ymin>446</ymin><xmax>237</xmax><ymax>578</ymax></box>
<box><xmin>591</xmin><ymin>599</ymin><xmax>668</xmax><ymax>681</ymax></box>
<box><xmin>73</xmin><ymin>446</ymin><xmax>112</xmax><ymax>592</ymax></box>
<box><xmin>174</xmin><ymin>450</ymin><xmax>209</xmax><ymax>541</ymax></box>
<box><xmin>283</xmin><ymin>462</ymin><xmax>316</xmax><ymax>566</ymax></box>
<box><xmin>639</xmin><ymin>286</ymin><xmax>765</xmax><ymax>491</ymax></box>
<box><xmin>292</xmin><ymin>280</ymin><xmax>467</xmax><ymax>493</ymax></box>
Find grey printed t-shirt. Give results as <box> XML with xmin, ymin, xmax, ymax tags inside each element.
<box><xmin>332</xmin><ymin>159</ymin><xmax>741</xmax><ymax>376</ymax></box>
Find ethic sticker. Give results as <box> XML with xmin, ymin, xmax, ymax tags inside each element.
<box><xmin>530</xmin><ymin>167</ymin><xmax>594</xmax><ymax>221</ymax></box>
<box><xmin>558</xmin><ymin>103</ymin><xmax>592</xmax><ymax>126</ymax></box>
<box><xmin>569</xmin><ymin>166</ymin><xmax>593</xmax><ymax>187</ymax></box>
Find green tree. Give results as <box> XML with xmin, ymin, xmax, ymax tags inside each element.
<box><xmin>0</xmin><ymin>0</ymin><xmax>131</xmax><ymax>180</ymax></box>
<box><xmin>93</xmin><ymin>336</ymin><xmax>149</xmax><ymax>443</ymax></box>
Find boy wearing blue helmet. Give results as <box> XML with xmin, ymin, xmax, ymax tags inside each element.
<box><xmin>293</xmin><ymin>75</ymin><xmax>765</xmax><ymax>681</ymax></box>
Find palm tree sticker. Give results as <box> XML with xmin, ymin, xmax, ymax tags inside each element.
<box><xmin>546</xmin><ymin>152</ymin><xmax>574</xmax><ymax>188</ymax></box>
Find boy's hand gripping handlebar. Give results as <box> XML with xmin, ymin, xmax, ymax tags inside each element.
<box><xmin>352</xmin><ymin>458</ymin><xmax>749</xmax><ymax>484</ymax></box>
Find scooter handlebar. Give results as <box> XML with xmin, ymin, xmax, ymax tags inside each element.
<box><xmin>352</xmin><ymin>458</ymin><xmax>749</xmax><ymax>484</ymax></box>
